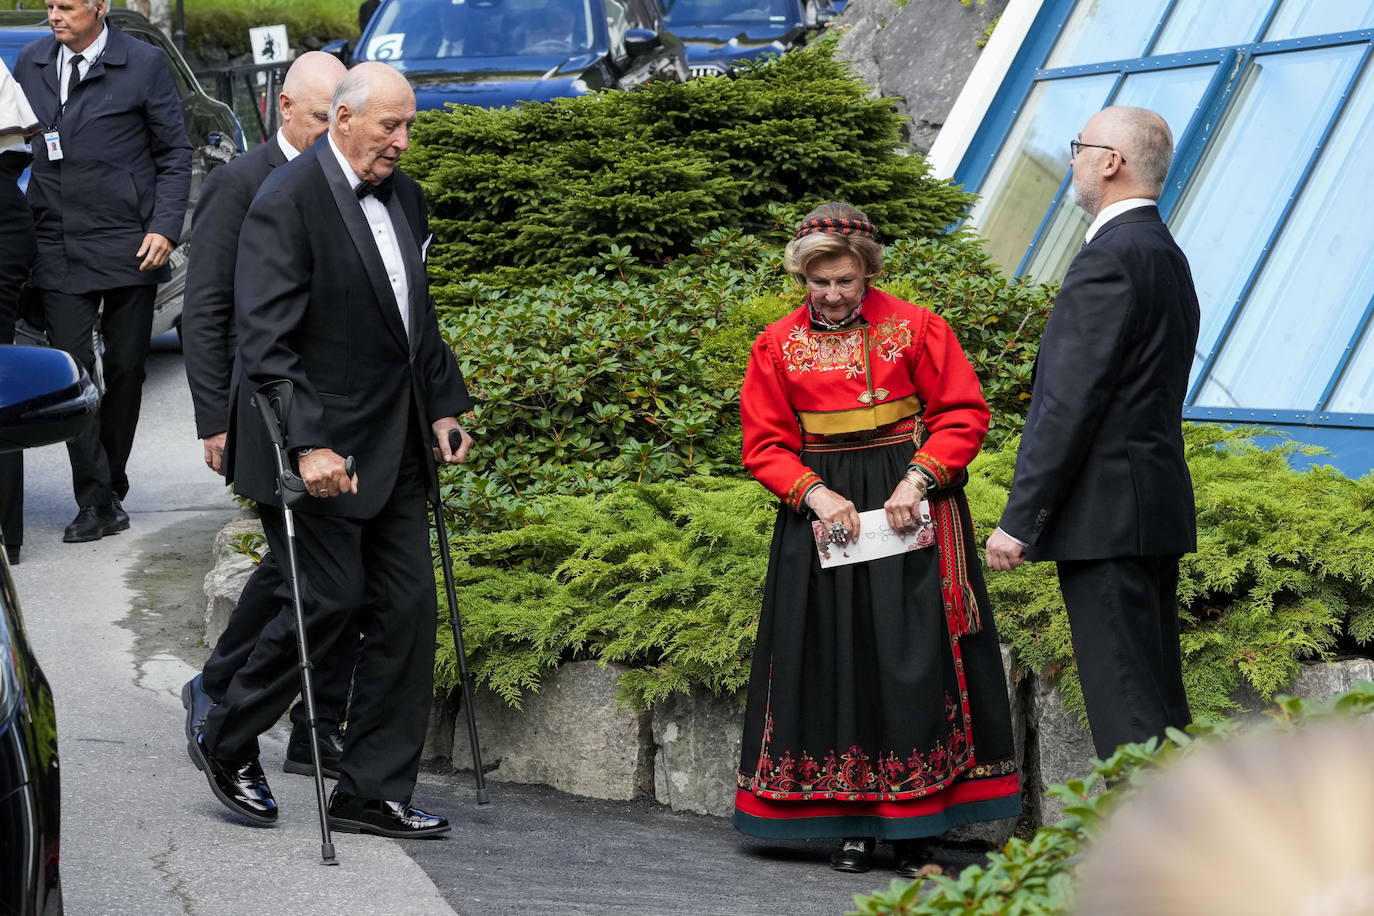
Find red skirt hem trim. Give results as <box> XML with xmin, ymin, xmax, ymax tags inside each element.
<box><xmin>733</xmin><ymin>773</ymin><xmax>1019</xmax><ymax>820</ymax></box>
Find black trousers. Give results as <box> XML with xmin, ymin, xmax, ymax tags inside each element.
<box><xmin>202</xmin><ymin>458</ymin><xmax>437</xmax><ymax>801</ymax></box>
<box><xmin>200</xmin><ymin>548</ymin><xmax>360</xmax><ymax>734</ymax></box>
<box><xmin>1058</xmin><ymin>555</ymin><xmax>1191</xmax><ymax>759</ymax></box>
<box><xmin>0</xmin><ymin>171</ymin><xmax>34</xmax><ymax>549</ymax></box>
<box><xmin>41</xmin><ymin>285</ymin><xmax>156</xmax><ymax>507</ymax></box>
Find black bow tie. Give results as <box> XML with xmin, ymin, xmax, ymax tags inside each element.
<box><xmin>356</xmin><ymin>177</ymin><xmax>394</xmax><ymax>204</ymax></box>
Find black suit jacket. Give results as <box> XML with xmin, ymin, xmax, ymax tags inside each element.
<box><xmin>182</xmin><ymin>139</ymin><xmax>289</xmax><ymax>439</ymax></box>
<box><xmin>225</xmin><ymin>139</ymin><xmax>471</xmax><ymax>518</ymax></box>
<box><xmin>999</xmin><ymin>206</ymin><xmax>1200</xmax><ymax>561</ymax></box>
<box><xmin>15</xmin><ymin>22</ymin><xmax>191</xmax><ymax>294</ymax></box>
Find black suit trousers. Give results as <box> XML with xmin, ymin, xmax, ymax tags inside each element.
<box><xmin>1057</xmin><ymin>555</ymin><xmax>1191</xmax><ymax>759</ymax></box>
<box><xmin>41</xmin><ymin>285</ymin><xmax>155</xmax><ymax>506</ymax></box>
<box><xmin>202</xmin><ymin>456</ymin><xmax>438</xmax><ymax>801</ymax></box>
<box><xmin>200</xmin><ymin>548</ymin><xmax>360</xmax><ymax>733</ymax></box>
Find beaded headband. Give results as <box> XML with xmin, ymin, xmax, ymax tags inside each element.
<box><xmin>795</xmin><ymin>216</ymin><xmax>879</xmax><ymax>241</ymax></box>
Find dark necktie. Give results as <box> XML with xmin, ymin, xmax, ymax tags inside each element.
<box><xmin>66</xmin><ymin>53</ymin><xmax>83</xmax><ymax>105</ymax></box>
<box><xmin>355</xmin><ymin>176</ymin><xmax>394</xmax><ymax>204</ymax></box>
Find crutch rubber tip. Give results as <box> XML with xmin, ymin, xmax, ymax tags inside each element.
<box><xmin>477</xmin><ymin>788</ymin><xmax>490</xmax><ymax>805</ymax></box>
<box><xmin>322</xmin><ymin>842</ymin><xmax>338</xmax><ymax>865</ymax></box>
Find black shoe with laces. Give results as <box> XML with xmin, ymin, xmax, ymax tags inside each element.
<box><xmin>830</xmin><ymin>837</ymin><xmax>875</xmax><ymax>873</ymax></box>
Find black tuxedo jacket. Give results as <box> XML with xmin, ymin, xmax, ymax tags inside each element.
<box><xmin>182</xmin><ymin>139</ymin><xmax>289</xmax><ymax>439</ymax></box>
<box><xmin>15</xmin><ymin>22</ymin><xmax>191</xmax><ymax>294</ymax></box>
<box><xmin>999</xmin><ymin>205</ymin><xmax>1200</xmax><ymax>561</ymax></box>
<box><xmin>225</xmin><ymin>138</ymin><xmax>471</xmax><ymax>518</ymax></box>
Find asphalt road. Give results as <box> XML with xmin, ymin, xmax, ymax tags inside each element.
<box><xmin>10</xmin><ymin>339</ymin><xmax>973</xmax><ymax>915</ymax></box>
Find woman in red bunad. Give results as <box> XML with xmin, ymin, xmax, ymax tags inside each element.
<box><xmin>734</xmin><ymin>202</ymin><xmax>1020</xmax><ymax>877</ymax></box>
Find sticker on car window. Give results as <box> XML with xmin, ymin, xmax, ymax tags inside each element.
<box><xmin>368</xmin><ymin>33</ymin><xmax>405</xmax><ymax>60</ymax></box>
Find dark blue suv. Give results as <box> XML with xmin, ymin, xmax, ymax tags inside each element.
<box><xmin>341</xmin><ymin>0</ymin><xmax>688</xmax><ymax>109</ymax></box>
<box><xmin>662</xmin><ymin>0</ymin><xmax>835</xmax><ymax>78</ymax></box>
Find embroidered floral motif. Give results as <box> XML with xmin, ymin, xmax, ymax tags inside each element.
<box><xmin>869</xmin><ymin>317</ymin><xmax>914</xmax><ymax>363</ymax></box>
<box><xmin>741</xmin><ymin>695</ymin><xmax>978</xmax><ymax>797</ymax></box>
<box><xmin>781</xmin><ymin>325</ymin><xmax>866</xmax><ymax>377</ymax></box>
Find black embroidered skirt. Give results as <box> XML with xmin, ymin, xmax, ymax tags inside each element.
<box><xmin>733</xmin><ymin>437</ymin><xmax>1021</xmax><ymax>840</ymax></box>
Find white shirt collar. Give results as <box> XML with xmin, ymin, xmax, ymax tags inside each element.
<box><xmin>275</xmin><ymin>128</ymin><xmax>301</xmax><ymax>162</ymax></box>
<box><xmin>326</xmin><ymin>131</ymin><xmax>366</xmax><ymax>191</ymax></box>
<box><xmin>59</xmin><ymin>23</ymin><xmax>108</xmax><ymax>71</ymax></box>
<box><xmin>1084</xmin><ymin>197</ymin><xmax>1157</xmax><ymax>244</ymax></box>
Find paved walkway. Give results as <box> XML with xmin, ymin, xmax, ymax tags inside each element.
<box><xmin>12</xmin><ymin>342</ymin><xmax>980</xmax><ymax>915</ymax></box>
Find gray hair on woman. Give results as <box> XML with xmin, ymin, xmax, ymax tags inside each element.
<box><xmin>783</xmin><ymin>202</ymin><xmax>884</xmax><ymax>281</ymax></box>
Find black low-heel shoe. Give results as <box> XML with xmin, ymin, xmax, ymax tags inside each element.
<box><xmin>830</xmin><ymin>837</ymin><xmax>875</xmax><ymax>873</ymax></box>
<box><xmin>327</xmin><ymin>787</ymin><xmax>450</xmax><ymax>838</ymax></box>
<box><xmin>893</xmin><ymin>839</ymin><xmax>943</xmax><ymax>880</ymax></box>
<box><xmin>283</xmin><ymin>726</ymin><xmax>344</xmax><ymax>779</ymax></box>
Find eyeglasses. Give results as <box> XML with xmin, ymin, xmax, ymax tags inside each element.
<box><xmin>1070</xmin><ymin>140</ymin><xmax>1126</xmax><ymax>163</ymax></box>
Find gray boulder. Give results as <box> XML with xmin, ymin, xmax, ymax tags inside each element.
<box><xmin>1026</xmin><ymin>676</ymin><xmax>1097</xmax><ymax>828</ymax></box>
<box><xmin>202</xmin><ymin>550</ymin><xmax>257</xmax><ymax>648</ymax></box>
<box><xmin>834</xmin><ymin>0</ymin><xmax>1009</xmax><ymax>152</ymax></box>
<box><xmin>651</xmin><ymin>688</ymin><xmax>746</xmax><ymax>817</ymax></box>
<box><xmin>449</xmin><ymin>660</ymin><xmax>654</xmax><ymax>802</ymax></box>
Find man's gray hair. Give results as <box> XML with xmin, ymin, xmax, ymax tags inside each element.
<box><xmin>1111</xmin><ymin>106</ymin><xmax>1174</xmax><ymax>192</ymax></box>
<box><xmin>82</xmin><ymin>0</ymin><xmax>107</xmax><ymax>10</ymax></box>
<box><xmin>329</xmin><ymin>68</ymin><xmax>374</xmax><ymax>122</ymax></box>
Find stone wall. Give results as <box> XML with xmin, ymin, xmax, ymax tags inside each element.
<box><xmin>833</xmin><ymin>0</ymin><xmax>1009</xmax><ymax>153</ymax></box>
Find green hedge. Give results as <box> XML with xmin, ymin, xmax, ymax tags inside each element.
<box><xmin>437</xmin><ymin>426</ymin><xmax>1374</xmax><ymax>719</ymax></box>
<box><xmin>404</xmin><ymin>47</ymin><xmax>973</xmax><ymax>289</ymax></box>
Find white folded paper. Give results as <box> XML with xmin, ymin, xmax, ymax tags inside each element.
<box><xmin>813</xmin><ymin>503</ymin><xmax>935</xmax><ymax>569</ymax></box>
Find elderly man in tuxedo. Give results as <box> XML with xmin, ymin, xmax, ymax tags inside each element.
<box><xmin>985</xmin><ymin>106</ymin><xmax>1200</xmax><ymax>760</ymax></box>
<box><xmin>13</xmin><ymin>0</ymin><xmax>191</xmax><ymax>543</ymax></box>
<box><xmin>191</xmin><ymin>63</ymin><xmax>474</xmax><ymax>838</ymax></box>
<box><xmin>179</xmin><ymin>52</ymin><xmax>357</xmax><ymax>785</ymax></box>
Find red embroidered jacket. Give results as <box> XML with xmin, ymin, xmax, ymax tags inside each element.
<box><xmin>741</xmin><ymin>287</ymin><xmax>990</xmax><ymax>511</ymax></box>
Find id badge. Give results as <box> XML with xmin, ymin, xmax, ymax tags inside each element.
<box><xmin>43</xmin><ymin>130</ymin><xmax>63</xmax><ymax>161</ymax></box>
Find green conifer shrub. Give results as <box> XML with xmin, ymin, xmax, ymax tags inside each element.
<box><xmin>402</xmin><ymin>47</ymin><xmax>973</xmax><ymax>288</ymax></box>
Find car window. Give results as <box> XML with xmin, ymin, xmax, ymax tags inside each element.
<box><xmin>664</xmin><ymin>0</ymin><xmax>797</xmax><ymax>26</ymax></box>
<box><xmin>364</xmin><ymin>0</ymin><xmax>597</xmax><ymax>61</ymax></box>
<box><xmin>604</xmin><ymin>0</ymin><xmax>630</xmax><ymax>66</ymax></box>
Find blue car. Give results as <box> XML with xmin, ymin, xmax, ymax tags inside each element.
<box><xmin>662</xmin><ymin>0</ymin><xmax>836</xmax><ymax>78</ymax></box>
<box><xmin>342</xmin><ymin>0</ymin><xmax>688</xmax><ymax>110</ymax></box>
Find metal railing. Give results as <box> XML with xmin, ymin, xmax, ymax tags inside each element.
<box><xmin>194</xmin><ymin>60</ymin><xmax>291</xmax><ymax>146</ymax></box>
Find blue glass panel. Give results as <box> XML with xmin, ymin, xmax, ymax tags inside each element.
<box><xmin>1166</xmin><ymin>45</ymin><xmax>1364</xmax><ymax>384</ymax></box>
<box><xmin>1021</xmin><ymin>64</ymin><xmax>1216</xmax><ymax>283</ymax></box>
<box><xmin>1152</xmin><ymin>0</ymin><xmax>1272</xmax><ymax>53</ymax></box>
<box><xmin>1196</xmin><ymin>61</ymin><xmax>1374</xmax><ymax>410</ymax></box>
<box><xmin>1266</xmin><ymin>0</ymin><xmax>1374</xmax><ymax>40</ymax></box>
<box><xmin>967</xmin><ymin>73</ymin><xmax>1117</xmax><ymax>272</ymax></box>
<box><xmin>1043</xmin><ymin>0</ymin><xmax>1169</xmax><ymax>68</ymax></box>
<box><xmin>1330</xmin><ymin>321</ymin><xmax>1374</xmax><ymax>413</ymax></box>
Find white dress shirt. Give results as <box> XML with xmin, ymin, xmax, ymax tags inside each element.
<box><xmin>327</xmin><ymin>133</ymin><xmax>410</xmax><ymax>339</ymax></box>
<box><xmin>275</xmin><ymin>128</ymin><xmax>301</xmax><ymax>162</ymax></box>
<box><xmin>1084</xmin><ymin>197</ymin><xmax>1157</xmax><ymax>244</ymax></box>
<box><xmin>58</xmin><ymin>24</ymin><xmax>108</xmax><ymax>105</ymax></box>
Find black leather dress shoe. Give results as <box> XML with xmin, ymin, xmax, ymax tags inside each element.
<box><xmin>284</xmin><ymin>726</ymin><xmax>344</xmax><ymax>779</ymax></box>
<box><xmin>62</xmin><ymin>505</ymin><xmax>124</xmax><ymax>543</ymax></box>
<box><xmin>4</xmin><ymin>544</ymin><xmax>17</xmax><ymax>565</ymax></box>
<box><xmin>108</xmin><ymin>497</ymin><xmax>131</xmax><ymax>532</ymax></box>
<box><xmin>893</xmin><ymin>839</ymin><xmax>942</xmax><ymax>880</ymax></box>
<box><xmin>180</xmin><ymin>674</ymin><xmax>213</xmax><ymax>747</ymax></box>
<box><xmin>327</xmin><ymin>787</ymin><xmax>449</xmax><ymax>838</ymax></box>
<box><xmin>188</xmin><ymin>733</ymin><xmax>278</xmax><ymax>824</ymax></box>
<box><xmin>830</xmin><ymin>837</ymin><xmax>875</xmax><ymax>873</ymax></box>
